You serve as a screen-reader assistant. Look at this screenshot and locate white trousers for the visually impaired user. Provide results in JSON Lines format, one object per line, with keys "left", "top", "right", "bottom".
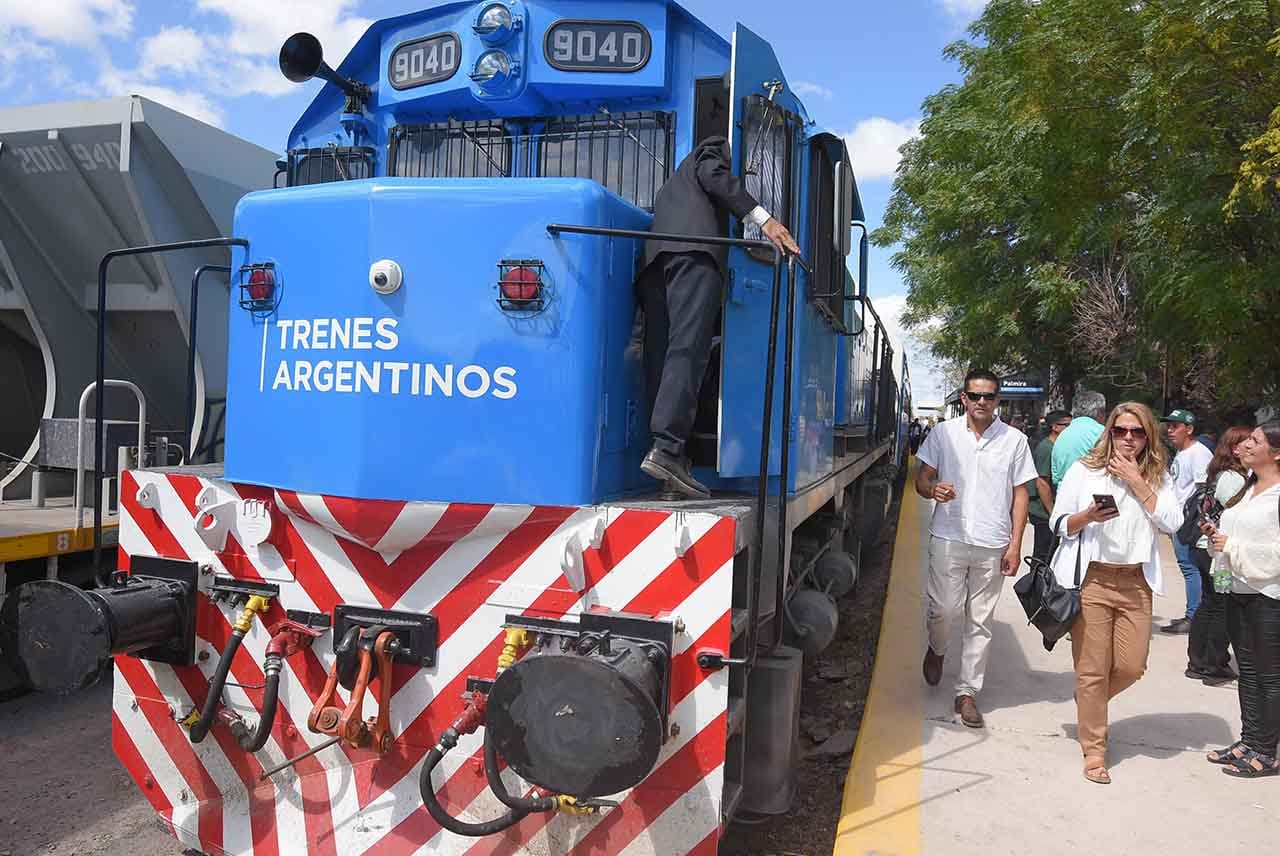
{"left": 926, "top": 536, "right": 1007, "bottom": 698}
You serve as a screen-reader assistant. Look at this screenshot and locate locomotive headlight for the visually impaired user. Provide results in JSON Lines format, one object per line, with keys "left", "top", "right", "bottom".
{"left": 470, "top": 49, "right": 513, "bottom": 87}
{"left": 474, "top": 3, "right": 514, "bottom": 44}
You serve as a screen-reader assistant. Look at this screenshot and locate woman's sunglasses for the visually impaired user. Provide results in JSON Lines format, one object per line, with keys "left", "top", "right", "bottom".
{"left": 1111, "top": 426, "right": 1147, "bottom": 439}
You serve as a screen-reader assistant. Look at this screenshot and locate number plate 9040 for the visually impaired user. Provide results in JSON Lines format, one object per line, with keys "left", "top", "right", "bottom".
{"left": 544, "top": 20, "right": 651, "bottom": 72}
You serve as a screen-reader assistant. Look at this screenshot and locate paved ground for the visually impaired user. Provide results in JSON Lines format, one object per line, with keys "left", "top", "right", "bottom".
{"left": 836, "top": 465, "right": 1278, "bottom": 856}
{"left": 0, "top": 680, "right": 182, "bottom": 856}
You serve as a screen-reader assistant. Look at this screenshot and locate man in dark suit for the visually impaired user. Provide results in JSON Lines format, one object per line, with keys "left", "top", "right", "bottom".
{"left": 638, "top": 135, "right": 800, "bottom": 497}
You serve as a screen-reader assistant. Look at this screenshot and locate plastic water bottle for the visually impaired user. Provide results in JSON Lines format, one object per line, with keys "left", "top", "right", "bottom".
{"left": 1212, "top": 561, "right": 1233, "bottom": 594}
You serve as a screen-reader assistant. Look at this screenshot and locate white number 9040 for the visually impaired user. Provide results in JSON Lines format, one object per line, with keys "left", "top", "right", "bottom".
{"left": 546, "top": 21, "right": 650, "bottom": 72}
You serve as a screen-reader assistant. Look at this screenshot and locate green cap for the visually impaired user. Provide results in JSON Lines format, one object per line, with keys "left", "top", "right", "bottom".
{"left": 1160, "top": 409, "right": 1195, "bottom": 425}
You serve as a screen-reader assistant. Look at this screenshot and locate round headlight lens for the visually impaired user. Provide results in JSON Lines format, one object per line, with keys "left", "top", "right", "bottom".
{"left": 476, "top": 4, "right": 513, "bottom": 42}
{"left": 471, "top": 49, "right": 512, "bottom": 86}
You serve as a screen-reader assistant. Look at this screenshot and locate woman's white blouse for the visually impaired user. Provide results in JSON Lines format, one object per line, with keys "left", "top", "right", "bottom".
{"left": 1094, "top": 476, "right": 1156, "bottom": 565}
{"left": 1049, "top": 461, "right": 1183, "bottom": 594}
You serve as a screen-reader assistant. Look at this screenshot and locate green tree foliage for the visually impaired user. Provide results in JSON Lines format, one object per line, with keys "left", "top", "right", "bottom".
{"left": 876, "top": 0, "right": 1280, "bottom": 414}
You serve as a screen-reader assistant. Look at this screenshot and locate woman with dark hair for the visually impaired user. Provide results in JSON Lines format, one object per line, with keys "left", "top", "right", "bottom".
{"left": 1050, "top": 402, "right": 1182, "bottom": 784}
{"left": 1187, "top": 426, "right": 1253, "bottom": 685}
{"left": 1203, "top": 422, "right": 1280, "bottom": 778}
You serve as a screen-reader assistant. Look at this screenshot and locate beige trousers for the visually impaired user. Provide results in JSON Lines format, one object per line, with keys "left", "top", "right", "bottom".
{"left": 1071, "top": 561, "right": 1153, "bottom": 763}
{"left": 925, "top": 536, "right": 1006, "bottom": 698}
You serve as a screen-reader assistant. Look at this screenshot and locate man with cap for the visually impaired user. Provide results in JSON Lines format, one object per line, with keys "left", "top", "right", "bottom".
{"left": 637, "top": 136, "right": 800, "bottom": 497}
{"left": 1160, "top": 408, "right": 1213, "bottom": 634}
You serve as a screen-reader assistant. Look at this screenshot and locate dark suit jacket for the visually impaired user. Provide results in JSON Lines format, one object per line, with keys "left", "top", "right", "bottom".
{"left": 642, "top": 136, "right": 760, "bottom": 274}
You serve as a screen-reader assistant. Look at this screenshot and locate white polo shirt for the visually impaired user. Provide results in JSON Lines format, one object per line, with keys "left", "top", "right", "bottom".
{"left": 917, "top": 416, "right": 1039, "bottom": 549}
{"left": 1171, "top": 442, "right": 1212, "bottom": 505}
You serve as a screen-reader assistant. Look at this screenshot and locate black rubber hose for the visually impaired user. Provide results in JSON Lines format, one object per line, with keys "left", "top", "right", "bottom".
{"left": 484, "top": 730, "right": 558, "bottom": 813}
{"left": 419, "top": 727, "right": 530, "bottom": 836}
{"left": 235, "top": 653, "right": 282, "bottom": 752}
{"left": 189, "top": 628, "right": 245, "bottom": 743}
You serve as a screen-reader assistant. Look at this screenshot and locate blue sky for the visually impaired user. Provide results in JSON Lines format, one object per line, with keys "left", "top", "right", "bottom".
{"left": 0, "top": 0, "right": 984, "bottom": 404}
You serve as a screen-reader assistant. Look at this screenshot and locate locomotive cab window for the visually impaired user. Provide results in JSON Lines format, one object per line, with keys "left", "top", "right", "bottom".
{"left": 285, "top": 145, "right": 375, "bottom": 186}
{"left": 388, "top": 120, "right": 512, "bottom": 177}
{"left": 739, "top": 95, "right": 794, "bottom": 261}
{"left": 535, "top": 110, "right": 674, "bottom": 211}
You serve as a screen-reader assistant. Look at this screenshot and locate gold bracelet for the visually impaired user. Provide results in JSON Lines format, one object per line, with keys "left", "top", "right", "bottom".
{"left": 1141, "top": 491, "right": 1155, "bottom": 504}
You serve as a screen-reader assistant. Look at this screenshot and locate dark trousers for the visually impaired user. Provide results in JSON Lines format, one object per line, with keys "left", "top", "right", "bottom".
{"left": 639, "top": 252, "right": 722, "bottom": 458}
{"left": 1187, "top": 547, "right": 1233, "bottom": 676}
{"left": 1031, "top": 518, "right": 1055, "bottom": 568}
{"left": 1227, "top": 593, "right": 1280, "bottom": 756}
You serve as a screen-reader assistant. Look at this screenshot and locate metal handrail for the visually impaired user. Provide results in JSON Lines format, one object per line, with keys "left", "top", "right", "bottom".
{"left": 546, "top": 223, "right": 806, "bottom": 669}
{"left": 187, "top": 264, "right": 231, "bottom": 457}
{"left": 75, "top": 380, "right": 146, "bottom": 530}
{"left": 94, "top": 237, "right": 249, "bottom": 578}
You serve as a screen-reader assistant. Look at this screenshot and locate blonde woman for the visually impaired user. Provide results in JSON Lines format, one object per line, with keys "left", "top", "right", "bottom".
{"left": 1050, "top": 403, "right": 1183, "bottom": 784}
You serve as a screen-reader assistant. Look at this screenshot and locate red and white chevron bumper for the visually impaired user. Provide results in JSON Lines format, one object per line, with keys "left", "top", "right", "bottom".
{"left": 113, "top": 468, "right": 735, "bottom": 856}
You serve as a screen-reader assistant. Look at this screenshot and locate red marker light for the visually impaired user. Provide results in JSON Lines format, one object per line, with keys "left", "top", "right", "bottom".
{"left": 248, "top": 268, "right": 275, "bottom": 301}
{"left": 499, "top": 266, "right": 539, "bottom": 302}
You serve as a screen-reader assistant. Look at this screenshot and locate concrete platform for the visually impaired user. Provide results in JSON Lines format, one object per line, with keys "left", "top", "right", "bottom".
{"left": 835, "top": 461, "right": 1277, "bottom": 856}
{"left": 0, "top": 495, "right": 117, "bottom": 571}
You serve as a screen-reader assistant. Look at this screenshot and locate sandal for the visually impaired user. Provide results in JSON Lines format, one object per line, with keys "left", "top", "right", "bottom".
{"left": 1207, "top": 741, "right": 1247, "bottom": 765}
{"left": 1083, "top": 765, "right": 1111, "bottom": 785}
{"left": 1222, "top": 749, "right": 1279, "bottom": 779}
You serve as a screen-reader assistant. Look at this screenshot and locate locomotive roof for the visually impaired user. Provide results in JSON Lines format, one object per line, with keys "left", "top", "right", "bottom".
{"left": 289, "top": 0, "right": 729, "bottom": 141}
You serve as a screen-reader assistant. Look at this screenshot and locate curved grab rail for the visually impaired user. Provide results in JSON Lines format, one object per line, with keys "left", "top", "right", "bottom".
{"left": 75, "top": 380, "right": 146, "bottom": 530}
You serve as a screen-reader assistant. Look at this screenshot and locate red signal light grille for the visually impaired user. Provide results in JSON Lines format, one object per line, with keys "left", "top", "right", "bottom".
{"left": 238, "top": 263, "right": 280, "bottom": 314}
{"left": 496, "top": 260, "right": 548, "bottom": 313}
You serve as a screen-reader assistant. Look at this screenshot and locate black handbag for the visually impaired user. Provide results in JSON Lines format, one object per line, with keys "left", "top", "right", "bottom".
{"left": 1014, "top": 515, "right": 1083, "bottom": 652}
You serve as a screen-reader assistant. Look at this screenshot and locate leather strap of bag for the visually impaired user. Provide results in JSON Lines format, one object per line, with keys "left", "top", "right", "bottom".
{"left": 1051, "top": 513, "right": 1084, "bottom": 588}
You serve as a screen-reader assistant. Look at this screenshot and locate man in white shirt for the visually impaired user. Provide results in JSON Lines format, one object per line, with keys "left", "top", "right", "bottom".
{"left": 1159, "top": 409, "right": 1214, "bottom": 634}
{"left": 914, "top": 369, "right": 1039, "bottom": 727}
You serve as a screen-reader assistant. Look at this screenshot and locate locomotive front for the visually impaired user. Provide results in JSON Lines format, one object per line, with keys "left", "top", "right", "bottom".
{"left": 4, "top": 2, "right": 753, "bottom": 854}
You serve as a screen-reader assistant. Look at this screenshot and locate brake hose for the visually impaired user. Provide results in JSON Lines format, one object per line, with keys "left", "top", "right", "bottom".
{"left": 484, "top": 730, "right": 559, "bottom": 813}
{"left": 188, "top": 627, "right": 244, "bottom": 743}
{"left": 188, "top": 596, "right": 271, "bottom": 744}
{"left": 419, "top": 725, "right": 530, "bottom": 836}
{"left": 228, "top": 652, "right": 282, "bottom": 751}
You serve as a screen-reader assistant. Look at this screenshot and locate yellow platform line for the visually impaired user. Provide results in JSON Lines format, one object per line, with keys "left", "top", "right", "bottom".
{"left": 834, "top": 462, "right": 928, "bottom": 856}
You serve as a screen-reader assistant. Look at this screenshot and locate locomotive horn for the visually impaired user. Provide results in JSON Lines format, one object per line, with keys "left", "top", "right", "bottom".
{"left": 279, "top": 32, "right": 364, "bottom": 98}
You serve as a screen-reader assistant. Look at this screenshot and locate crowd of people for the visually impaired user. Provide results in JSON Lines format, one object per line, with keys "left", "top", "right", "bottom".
{"left": 912, "top": 370, "right": 1280, "bottom": 784}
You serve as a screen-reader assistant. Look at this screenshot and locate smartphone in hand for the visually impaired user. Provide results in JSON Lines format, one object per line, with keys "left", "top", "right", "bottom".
{"left": 1092, "top": 494, "right": 1118, "bottom": 512}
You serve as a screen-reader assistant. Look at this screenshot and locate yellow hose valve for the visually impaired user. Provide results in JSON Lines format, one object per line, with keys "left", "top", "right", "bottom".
{"left": 496, "top": 627, "right": 529, "bottom": 672}
{"left": 233, "top": 594, "right": 273, "bottom": 633}
{"left": 179, "top": 709, "right": 200, "bottom": 730}
{"left": 554, "top": 795, "right": 597, "bottom": 816}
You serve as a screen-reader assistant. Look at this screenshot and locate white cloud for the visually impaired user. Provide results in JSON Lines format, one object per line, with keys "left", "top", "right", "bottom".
{"left": 939, "top": 0, "right": 988, "bottom": 16}
{"left": 0, "top": 1, "right": 133, "bottom": 47}
{"left": 792, "top": 80, "right": 833, "bottom": 100}
{"left": 98, "top": 65, "right": 224, "bottom": 126}
{"left": 196, "top": 0, "right": 372, "bottom": 62}
{"left": 140, "top": 27, "right": 205, "bottom": 78}
{"left": 842, "top": 117, "right": 920, "bottom": 181}
{"left": 873, "top": 293, "right": 948, "bottom": 405}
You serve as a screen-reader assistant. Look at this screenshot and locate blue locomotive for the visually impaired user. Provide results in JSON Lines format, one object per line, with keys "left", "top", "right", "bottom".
{"left": 6, "top": 2, "right": 912, "bottom": 853}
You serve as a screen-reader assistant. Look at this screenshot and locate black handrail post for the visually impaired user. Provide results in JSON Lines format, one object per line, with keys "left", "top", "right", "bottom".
{"left": 94, "top": 237, "right": 249, "bottom": 582}
{"left": 748, "top": 249, "right": 783, "bottom": 669}
{"left": 187, "top": 264, "right": 231, "bottom": 456}
{"left": 771, "top": 256, "right": 798, "bottom": 650}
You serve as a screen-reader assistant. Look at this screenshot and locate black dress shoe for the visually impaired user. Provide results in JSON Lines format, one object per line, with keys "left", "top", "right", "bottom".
{"left": 1202, "top": 671, "right": 1238, "bottom": 687}
{"left": 1160, "top": 618, "right": 1192, "bottom": 634}
{"left": 641, "top": 448, "right": 710, "bottom": 498}
{"left": 922, "top": 648, "right": 944, "bottom": 686}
